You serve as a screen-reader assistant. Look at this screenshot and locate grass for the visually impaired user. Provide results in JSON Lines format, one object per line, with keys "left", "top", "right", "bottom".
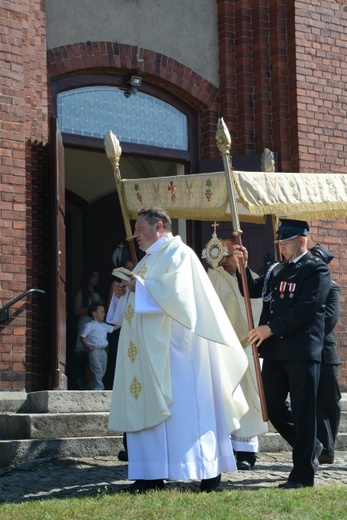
{"left": 1, "top": 486, "right": 347, "bottom": 520}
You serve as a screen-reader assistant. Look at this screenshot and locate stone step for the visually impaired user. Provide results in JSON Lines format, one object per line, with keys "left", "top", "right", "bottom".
{"left": 260, "top": 432, "right": 347, "bottom": 452}
{"left": 0, "top": 436, "right": 123, "bottom": 467}
{"left": 24, "top": 390, "right": 113, "bottom": 413}
{"left": 267, "top": 413, "right": 347, "bottom": 433}
{"left": 2, "top": 410, "right": 347, "bottom": 441}
{"left": 1, "top": 391, "right": 347, "bottom": 467}
{"left": 1, "top": 431, "right": 347, "bottom": 468}
{"left": 1, "top": 390, "right": 347, "bottom": 414}
{"left": 0, "top": 392, "right": 27, "bottom": 413}
{"left": 0, "top": 412, "right": 120, "bottom": 440}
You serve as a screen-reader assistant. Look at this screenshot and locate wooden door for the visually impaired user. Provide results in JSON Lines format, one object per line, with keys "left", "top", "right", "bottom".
{"left": 50, "top": 118, "right": 67, "bottom": 389}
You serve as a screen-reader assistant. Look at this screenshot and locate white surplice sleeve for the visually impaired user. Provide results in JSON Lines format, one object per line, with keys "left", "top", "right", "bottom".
{"left": 106, "top": 290, "right": 129, "bottom": 325}
{"left": 135, "top": 277, "right": 163, "bottom": 314}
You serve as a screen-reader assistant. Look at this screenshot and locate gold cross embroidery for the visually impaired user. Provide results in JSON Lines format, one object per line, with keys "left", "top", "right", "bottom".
{"left": 185, "top": 180, "right": 193, "bottom": 199}
{"left": 125, "top": 303, "right": 134, "bottom": 325}
{"left": 168, "top": 181, "right": 178, "bottom": 202}
{"left": 137, "top": 264, "right": 148, "bottom": 278}
{"left": 128, "top": 342, "right": 138, "bottom": 363}
{"left": 130, "top": 377, "right": 142, "bottom": 399}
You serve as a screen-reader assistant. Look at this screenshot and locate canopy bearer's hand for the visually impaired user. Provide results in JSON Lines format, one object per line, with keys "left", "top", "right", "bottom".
{"left": 248, "top": 325, "right": 272, "bottom": 347}
{"left": 232, "top": 244, "right": 249, "bottom": 270}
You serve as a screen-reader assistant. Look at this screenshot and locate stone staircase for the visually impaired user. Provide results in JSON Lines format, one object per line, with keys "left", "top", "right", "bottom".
{"left": 0, "top": 391, "right": 346, "bottom": 467}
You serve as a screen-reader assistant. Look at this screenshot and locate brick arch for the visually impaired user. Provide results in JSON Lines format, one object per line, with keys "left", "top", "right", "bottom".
{"left": 47, "top": 42, "right": 220, "bottom": 157}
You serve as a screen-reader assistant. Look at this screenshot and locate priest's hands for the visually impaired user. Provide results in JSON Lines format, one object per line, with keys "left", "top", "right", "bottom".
{"left": 122, "top": 275, "right": 137, "bottom": 293}
{"left": 113, "top": 282, "right": 127, "bottom": 298}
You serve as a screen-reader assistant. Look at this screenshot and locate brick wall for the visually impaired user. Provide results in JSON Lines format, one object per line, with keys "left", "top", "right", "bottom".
{"left": 216, "top": 1, "right": 347, "bottom": 388}
{"left": 217, "top": 0, "right": 295, "bottom": 168}
{"left": 2, "top": 1, "right": 346, "bottom": 391}
{"left": 293, "top": 1, "right": 347, "bottom": 388}
{"left": 0, "top": 0, "right": 48, "bottom": 390}
{"left": 294, "top": 1, "right": 347, "bottom": 174}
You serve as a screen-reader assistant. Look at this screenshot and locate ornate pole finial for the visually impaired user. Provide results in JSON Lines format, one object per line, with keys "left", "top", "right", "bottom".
{"left": 104, "top": 130, "right": 122, "bottom": 182}
{"left": 104, "top": 130, "right": 137, "bottom": 265}
{"left": 261, "top": 148, "right": 275, "bottom": 172}
{"left": 216, "top": 117, "right": 232, "bottom": 157}
{"left": 216, "top": 118, "right": 241, "bottom": 235}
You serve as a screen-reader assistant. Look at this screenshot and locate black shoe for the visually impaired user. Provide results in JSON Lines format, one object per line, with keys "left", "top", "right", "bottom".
{"left": 319, "top": 453, "right": 334, "bottom": 464}
{"left": 278, "top": 480, "right": 306, "bottom": 489}
{"left": 118, "top": 450, "right": 128, "bottom": 462}
{"left": 237, "top": 460, "right": 254, "bottom": 471}
{"left": 200, "top": 474, "right": 221, "bottom": 492}
{"left": 123, "top": 479, "right": 165, "bottom": 494}
{"left": 313, "top": 442, "right": 323, "bottom": 474}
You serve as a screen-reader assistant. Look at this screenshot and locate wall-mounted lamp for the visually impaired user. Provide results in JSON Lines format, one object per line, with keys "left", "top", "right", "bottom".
{"left": 129, "top": 75, "right": 142, "bottom": 87}
{"left": 123, "top": 75, "right": 142, "bottom": 98}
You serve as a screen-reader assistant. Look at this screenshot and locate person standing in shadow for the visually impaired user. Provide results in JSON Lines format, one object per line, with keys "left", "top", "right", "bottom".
{"left": 310, "top": 244, "right": 341, "bottom": 465}
{"left": 73, "top": 268, "right": 103, "bottom": 390}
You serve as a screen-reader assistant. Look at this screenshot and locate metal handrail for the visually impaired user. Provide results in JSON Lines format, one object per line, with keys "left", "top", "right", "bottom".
{"left": 0, "top": 289, "right": 46, "bottom": 323}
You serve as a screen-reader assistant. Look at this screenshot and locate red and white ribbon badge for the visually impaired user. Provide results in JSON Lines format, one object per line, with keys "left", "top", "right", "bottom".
{"left": 279, "top": 281, "right": 287, "bottom": 298}
{"left": 288, "top": 283, "right": 296, "bottom": 298}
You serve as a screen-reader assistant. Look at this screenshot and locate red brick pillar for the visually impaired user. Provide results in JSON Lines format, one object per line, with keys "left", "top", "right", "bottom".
{"left": 0, "top": 1, "right": 48, "bottom": 390}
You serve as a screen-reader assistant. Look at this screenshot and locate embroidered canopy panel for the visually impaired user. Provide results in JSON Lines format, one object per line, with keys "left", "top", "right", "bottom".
{"left": 120, "top": 170, "right": 347, "bottom": 223}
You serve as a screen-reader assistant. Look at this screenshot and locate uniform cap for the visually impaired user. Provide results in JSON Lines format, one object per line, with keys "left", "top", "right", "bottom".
{"left": 275, "top": 219, "right": 309, "bottom": 243}
{"left": 310, "top": 243, "right": 334, "bottom": 265}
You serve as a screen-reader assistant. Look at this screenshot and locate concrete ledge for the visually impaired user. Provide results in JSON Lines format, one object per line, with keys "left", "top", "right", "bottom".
{"left": 0, "top": 436, "right": 123, "bottom": 467}
{"left": 0, "top": 412, "right": 121, "bottom": 440}
{"left": 258, "top": 432, "right": 291, "bottom": 452}
{"left": 1, "top": 391, "right": 347, "bottom": 413}
{"left": 0, "top": 392, "right": 27, "bottom": 413}
{"left": 25, "top": 391, "right": 112, "bottom": 413}
{"left": 2, "top": 431, "right": 347, "bottom": 467}
{"left": 259, "top": 431, "right": 347, "bottom": 453}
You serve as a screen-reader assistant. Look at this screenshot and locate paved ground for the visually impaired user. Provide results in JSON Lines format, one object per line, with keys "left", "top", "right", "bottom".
{"left": 1, "top": 451, "right": 347, "bottom": 503}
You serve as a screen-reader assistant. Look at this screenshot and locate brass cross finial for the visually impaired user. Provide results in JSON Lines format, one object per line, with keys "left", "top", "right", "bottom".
{"left": 212, "top": 221, "right": 219, "bottom": 236}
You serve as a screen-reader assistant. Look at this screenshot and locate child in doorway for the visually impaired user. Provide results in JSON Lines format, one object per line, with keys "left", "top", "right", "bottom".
{"left": 79, "top": 302, "right": 117, "bottom": 390}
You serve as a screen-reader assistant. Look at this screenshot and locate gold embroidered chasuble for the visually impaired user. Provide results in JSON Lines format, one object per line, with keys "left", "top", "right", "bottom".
{"left": 108, "top": 235, "right": 249, "bottom": 433}
{"left": 208, "top": 267, "right": 268, "bottom": 438}
{"left": 208, "top": 267, "right": 262, "bottom": 348}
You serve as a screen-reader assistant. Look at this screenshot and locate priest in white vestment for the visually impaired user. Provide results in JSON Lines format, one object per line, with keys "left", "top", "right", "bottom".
{"left": 207, "top": 238, "right": 268, "bottom": 471}
{"left": 108, "top": 207, "right": 250, "bottom": 493}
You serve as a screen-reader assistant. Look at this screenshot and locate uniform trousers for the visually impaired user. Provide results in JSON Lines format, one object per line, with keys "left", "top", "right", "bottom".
{"left": 262, "top": 358, "right": 321, "bottom": 486}
{"left": 317, "top": 363, "right": 341, "bottom": 457}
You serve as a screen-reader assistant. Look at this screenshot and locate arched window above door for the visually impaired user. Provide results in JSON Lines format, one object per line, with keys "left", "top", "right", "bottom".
{"left": 57, "top": 86, "right": 188, "bottom": 150}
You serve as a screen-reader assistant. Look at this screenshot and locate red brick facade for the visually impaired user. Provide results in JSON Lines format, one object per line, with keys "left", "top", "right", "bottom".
{"left": 0, "top": 1, "right": 49, "bottom": 390}
{"left": 1, "top": 1, "right": 347, "bottom": 391}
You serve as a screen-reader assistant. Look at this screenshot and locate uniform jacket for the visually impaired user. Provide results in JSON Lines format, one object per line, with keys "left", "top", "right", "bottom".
{"left": 322, "top": 280, "right": 341, "bottom": 364}
{"left": 237, "top": 252, "right": 331, "bottom": 362}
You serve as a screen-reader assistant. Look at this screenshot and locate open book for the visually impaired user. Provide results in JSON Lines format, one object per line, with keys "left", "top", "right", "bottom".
{"left": 111, "top": 267, "right": 134, "bottom": 282}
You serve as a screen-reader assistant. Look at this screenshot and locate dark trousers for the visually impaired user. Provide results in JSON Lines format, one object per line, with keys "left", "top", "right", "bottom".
{"left": 262, "top": 358, "right": 321, "bottom": 486}
{"left": 317, "top": 363, "right": 341, "bottom": 457}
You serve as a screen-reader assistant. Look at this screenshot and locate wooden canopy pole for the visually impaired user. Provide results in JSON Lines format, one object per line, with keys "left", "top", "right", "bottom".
{"left": 216, "top": 118, "right": 268, "bottom": 421}
{"left": 104, "top": 131, "right": 137, "bottom": 266}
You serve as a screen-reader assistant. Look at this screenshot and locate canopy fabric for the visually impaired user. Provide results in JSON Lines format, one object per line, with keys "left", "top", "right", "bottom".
{"left": 120, "top": 170, "right": 347, "bottom": 223}
{"left": 122, "top": 171, "right": 235, "bottom": 221}
{"left": 234, "top": 170, "right": 347, "bottom": 221}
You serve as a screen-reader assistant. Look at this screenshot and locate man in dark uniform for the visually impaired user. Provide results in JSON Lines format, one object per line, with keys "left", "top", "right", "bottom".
{"left": 233, "top": 219, "right": 331, "bottom": 488}
{"left": 310, "top": 244, "right": 341, "bottom": 465}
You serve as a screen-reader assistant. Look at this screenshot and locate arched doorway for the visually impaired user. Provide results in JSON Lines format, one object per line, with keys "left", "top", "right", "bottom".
{"left": 51, "top": 74, "right": 199, "bottom": 389}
